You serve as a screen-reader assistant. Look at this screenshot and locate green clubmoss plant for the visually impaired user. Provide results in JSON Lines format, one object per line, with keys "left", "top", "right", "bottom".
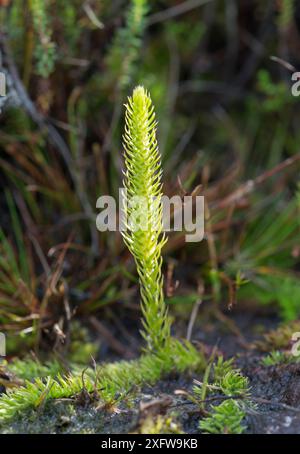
{"left": 0, "top": 341, "right": 202, "bottom": 423}
{"left": 30, "top": 0, "right": 56, "bottom": 77}
{"left": 261, "top": 350, "right": 300, "bottom": 367}
{"left": 122, "top": 86, "right": 172, "bottom": 352}
{"left": 0, "top": 87, "right": 205, "bottom": 425}
{"left": 107, "top": 0, "right": 149, "bottom": 91}
{"left": 199, "top": 399, "right": 246, "bottom": 435}
{"left": 193, "top": 356, "right": 252, "bottom": 434}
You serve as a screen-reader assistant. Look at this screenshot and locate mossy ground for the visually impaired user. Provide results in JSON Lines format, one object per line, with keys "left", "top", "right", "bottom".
{"left": 1, "top": 305, "right": 300, "bottom": 434}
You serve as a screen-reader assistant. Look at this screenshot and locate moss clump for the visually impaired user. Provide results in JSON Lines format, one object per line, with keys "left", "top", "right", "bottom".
{"left": 0, "top": 339, "right": 204, "bottom": 424}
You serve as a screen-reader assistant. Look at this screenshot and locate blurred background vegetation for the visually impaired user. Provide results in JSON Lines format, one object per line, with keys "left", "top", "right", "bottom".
{"left": 0, "top": 0, "right": 300, "bottom": 361}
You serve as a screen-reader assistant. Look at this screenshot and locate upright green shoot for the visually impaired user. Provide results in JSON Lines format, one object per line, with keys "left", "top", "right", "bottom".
{"left": 30, "top": 0, "right": 56, "bottom": 78}
{"left": 107, "top": 0, "right": 149, "bottom": 91}
{"left": 122, "top": 86, "right": 171, "bottom": 352}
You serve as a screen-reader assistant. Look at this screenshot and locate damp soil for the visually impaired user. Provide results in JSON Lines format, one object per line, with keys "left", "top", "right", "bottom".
{"left": 1, "top": 306, "right": 300, "bottom": 434}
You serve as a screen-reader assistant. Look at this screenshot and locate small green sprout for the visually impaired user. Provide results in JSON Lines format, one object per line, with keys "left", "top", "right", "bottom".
{"left": 219, "top": 370, "right": 249, "bottom": 397}
{"left": 261, "top": 350, "right": 300, "bottom": 367}
{"left": 213, "top": 356, "right": 235, "bottom": 383}
{"left": 193, "top": 356, "right": 252, "bottom": 434}
{"left": 199, "top": 399, "right": 246, "bottom": 434}
{"left": 262, "top": 350, "right": 287, "bottom": 366}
